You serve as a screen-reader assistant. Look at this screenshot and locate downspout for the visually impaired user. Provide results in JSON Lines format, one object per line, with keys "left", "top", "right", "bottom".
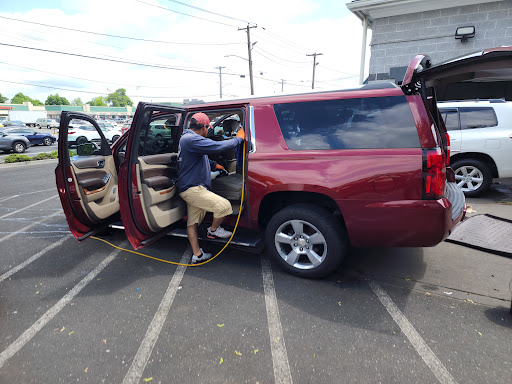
{"left": 359, "top": 14, "right": 368, "bottom": 85}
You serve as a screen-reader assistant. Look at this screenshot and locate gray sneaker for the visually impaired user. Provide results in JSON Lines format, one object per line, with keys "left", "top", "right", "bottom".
{"left": 207, "top": 226, "right": 233, "bottom": 239}
{"left": 192, "top": 249, "right": 213, "bottom": 264}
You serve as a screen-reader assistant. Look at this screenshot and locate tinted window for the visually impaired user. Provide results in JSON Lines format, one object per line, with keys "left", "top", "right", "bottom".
{"left": 274, "top": 96, "right": 420, "bottom": 150}
{"left": 459, "top": 107, "right": 497, "bottom": 130}
{"left": 440, "top": 110, "right": 459, "bottom": 131}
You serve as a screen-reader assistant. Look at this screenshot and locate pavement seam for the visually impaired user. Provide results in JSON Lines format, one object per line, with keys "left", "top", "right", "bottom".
{"left": 369, "top": 281, "right": 457, "bottom": 384}
{"left": 0, "top": 212, "right": 61, "bottom": 244}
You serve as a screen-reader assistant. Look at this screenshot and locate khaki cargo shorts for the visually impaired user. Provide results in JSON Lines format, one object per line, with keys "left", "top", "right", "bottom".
{"left": 180, "top": 185, "right": 232, "bottom": 226}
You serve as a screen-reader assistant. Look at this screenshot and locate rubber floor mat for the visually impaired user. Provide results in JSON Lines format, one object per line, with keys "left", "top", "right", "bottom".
{"left": 446, "top": 214, "right": 512, "bottom": 256}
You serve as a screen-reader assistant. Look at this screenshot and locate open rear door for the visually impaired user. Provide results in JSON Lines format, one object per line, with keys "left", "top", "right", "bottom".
{"left": 118, "top": 102, "right": 188, "bottom": 249}
{"left": 55, "top": 112, "right": 120, "bottom": 240}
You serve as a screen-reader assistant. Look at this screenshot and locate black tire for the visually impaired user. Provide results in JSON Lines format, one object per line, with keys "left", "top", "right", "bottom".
{"left": 111, "top": 135, "right": 120, "bottom": 143}
{"left": 451, "top": 158, "right": 492, "bottom": 197}
{"left": 76, "top": 136, "right": 87, "bottom": 146}
{"left": 43, "top": 137, "right": 53, "bottom": 146}
{"left": 265, "top": 204, "right": 347, "bottom": 278}
{"left": 12, "top": 141, "right": 26, "bottom": 154}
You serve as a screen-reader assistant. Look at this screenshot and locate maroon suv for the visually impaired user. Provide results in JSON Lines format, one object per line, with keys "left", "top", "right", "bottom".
{"left": 56, "top": 48, "right": 511, "bottom": 278}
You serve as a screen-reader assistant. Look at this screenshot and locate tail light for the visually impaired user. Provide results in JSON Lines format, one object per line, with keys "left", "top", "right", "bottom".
{"left": 423, "top": 148, "right": 446, "bottom": 200}
{"left": 445, "top": 133, "right": 450, "bottom": 166}
{"left": 68, "top": 131, "right": 75, "bottom": 134}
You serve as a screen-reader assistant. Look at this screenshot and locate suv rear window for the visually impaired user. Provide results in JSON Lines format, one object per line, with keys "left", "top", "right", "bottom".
{"left": 273, "top": 96, "right": 420, "bottom": 150}
{"left": 459, "top": 107, "right": 497, "bottom": 130}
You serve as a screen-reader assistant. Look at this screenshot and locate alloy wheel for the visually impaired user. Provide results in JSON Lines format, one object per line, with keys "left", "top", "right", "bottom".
{"left": 274, "top": 219, "right": 327, "bottom": 270}
{"left": 454, "top": 165, "right": 484, "bottom": 192}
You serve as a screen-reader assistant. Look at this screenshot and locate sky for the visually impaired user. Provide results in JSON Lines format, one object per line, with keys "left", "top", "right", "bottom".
{"left": 0, "top": 0, "right": 371, "bottom": 106}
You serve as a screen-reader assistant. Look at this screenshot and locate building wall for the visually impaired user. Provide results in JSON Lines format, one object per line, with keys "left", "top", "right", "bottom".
{"left": 369, "top": 0, "right": 512, "bottom": 83}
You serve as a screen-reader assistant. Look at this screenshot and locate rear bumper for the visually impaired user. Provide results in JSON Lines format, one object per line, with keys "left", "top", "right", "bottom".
{"left": 340, "top": 184, "right": 466, "bottom": 247}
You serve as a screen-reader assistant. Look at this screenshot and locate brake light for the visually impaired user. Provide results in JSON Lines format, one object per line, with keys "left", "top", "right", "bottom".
{"left": 445, "top": 133, "right": 450, "bottom": 166}
{"left": 423, "top": 148, "right": 446, "bottom": 200}
{"left": 68, "top": 131, "right": 75, "bottom": 134}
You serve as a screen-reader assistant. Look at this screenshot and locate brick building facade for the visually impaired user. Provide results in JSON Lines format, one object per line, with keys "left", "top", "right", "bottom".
{"left": 348, "top": 0, "right": 512, "bottom": 99}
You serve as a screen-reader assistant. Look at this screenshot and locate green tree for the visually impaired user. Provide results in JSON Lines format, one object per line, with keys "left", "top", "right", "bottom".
{"left": 87, "top": 96, "right": 108, "bottom": 106}
{"left": 0, "top": 93, "right": 8, "bottom": 103}
{"left": 71, "top": 97, "right": 83, "bottom": 106}
{"left": 11, "top": 92, "right": 32, "bottom": 104}
{"left": 106, "top": 88, "right": 133, "bottom": 107}
{"left": 32, "top": 99, "right": 44, "bottom": 106}
{"left": 45, "top": 93, "right": 70, "bottom": 105}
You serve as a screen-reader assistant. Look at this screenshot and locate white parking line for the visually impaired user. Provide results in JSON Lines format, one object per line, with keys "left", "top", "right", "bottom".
{"left": 261, "top": 258, "right": 293, "bottom": 384}
{"left": 0, "top": 244, "right": 124, "bottom": 370}
{"left": 0, "top": 195, "right": 56, "bottom": 220}
{"left": 0, "top": 189, "right": 55, "bottom": 203}
{"left": 122, "top": 248, "right": 192, "bottom": 384}
{"left": 0, "top": 234, "right": 72, "bottom": 284}
{"left": 0, "top": 212, "right": 61, "bottom": 243}
{"left": 369, "top": 281, "right": 457, "bottom": 384}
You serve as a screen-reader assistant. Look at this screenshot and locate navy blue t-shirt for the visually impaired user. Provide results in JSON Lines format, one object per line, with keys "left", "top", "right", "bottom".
{"left": 177, "top": 129, "right": 243, "bottom": 193}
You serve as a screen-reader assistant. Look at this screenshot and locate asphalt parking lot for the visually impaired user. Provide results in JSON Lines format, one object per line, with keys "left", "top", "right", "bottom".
{"left": 0, "top": 160, "right": 511, "bottom": 383}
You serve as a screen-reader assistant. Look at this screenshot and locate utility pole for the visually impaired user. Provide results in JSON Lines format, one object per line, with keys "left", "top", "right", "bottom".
{"left": 281, "top": 79, "right": 285, "bottom": 92}
{"left": 307, "top": 53, "right": 323, "bottom": 89}
{"left": 239, "top": 24, "right": 257, "bottom": 95}
{"left": 216, "top": 66, "right": 225, "bottom": 98}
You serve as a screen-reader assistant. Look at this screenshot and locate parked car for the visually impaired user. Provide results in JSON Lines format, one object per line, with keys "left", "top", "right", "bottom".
{"left": 68, "top": 123, "right": 122, "bottom": 146}
{"left": 0, "top": 131, "right": 31, "bottom": 153}
{"left": 3, "top": 127, "right": 56, "bottom": 146}
{"left": 35, "top": 118, "right": 59, "bottom": 129}
{"left": 120, "top": 123, "right": 131, "bottom": 135}
{"left": 56, "top": 48, "right": 512, "bottom": 278}
{"left": 438, "top": 99, "right": 512, "bottom": 196}
{"left": 3, "top": 120, "right": 26, "bottom": 127}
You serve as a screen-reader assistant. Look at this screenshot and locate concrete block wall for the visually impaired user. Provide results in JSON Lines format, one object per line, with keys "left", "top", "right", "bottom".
{"left": 369, "top": 0, "right": 512, "bottom": 82}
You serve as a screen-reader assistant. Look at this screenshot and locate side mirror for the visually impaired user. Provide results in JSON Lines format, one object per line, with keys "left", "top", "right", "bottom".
{"left": 76, "top": 143, "right": 97, "bottom": 156}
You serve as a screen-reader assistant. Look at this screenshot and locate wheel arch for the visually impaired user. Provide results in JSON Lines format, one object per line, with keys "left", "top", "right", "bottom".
{"left": 451, "top": 152, "right": 499, "bottom": 178}
{"left": 258, "top": 191, "right": 345, "bottom": 231}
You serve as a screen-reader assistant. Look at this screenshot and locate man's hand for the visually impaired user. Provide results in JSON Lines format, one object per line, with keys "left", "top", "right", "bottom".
{"left": 236, "top": 127, "right": 245, "bottom": 141}
{"left": 215, "top": 164, "right": 225, "bottom": 171}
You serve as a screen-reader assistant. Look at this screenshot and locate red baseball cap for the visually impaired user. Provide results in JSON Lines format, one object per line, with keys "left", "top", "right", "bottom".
{"left": 191, "top": 112, "right": 212, "bottom": 129}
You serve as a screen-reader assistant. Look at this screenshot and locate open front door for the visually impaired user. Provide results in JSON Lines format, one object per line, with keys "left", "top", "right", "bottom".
{"left": 118, "top": 102, "right": 188, "bottom": 249}
{"left": 55, "top": 112, "right": 120, "bottom": 240}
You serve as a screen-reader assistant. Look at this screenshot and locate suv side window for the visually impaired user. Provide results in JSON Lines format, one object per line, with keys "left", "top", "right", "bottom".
{"left": 459, "top": 107, "right": 497, "bottom": 130}
{"left": 440, "top": 110, "right": 459, "bottom": 131}
{"left": 273, "top": 96, "right": 420, "bottom": 150}
{"left": 138, "top": 114, "right": 179, "bottom": 156}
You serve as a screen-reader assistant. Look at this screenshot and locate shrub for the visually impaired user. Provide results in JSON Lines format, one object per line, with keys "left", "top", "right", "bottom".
{"left": 50, "top": 150, "right": 59, "bottom": 159}
{"left": 4, "top": 154, "right": 33, "bottom": 163}
{"left": 32, "top": 152, "right": 53, "bottom": 160}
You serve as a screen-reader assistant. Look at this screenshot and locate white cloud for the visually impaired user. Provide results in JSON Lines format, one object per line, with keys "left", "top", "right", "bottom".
{"left": 0, "top": 0, "right": 369, "bottom": 106}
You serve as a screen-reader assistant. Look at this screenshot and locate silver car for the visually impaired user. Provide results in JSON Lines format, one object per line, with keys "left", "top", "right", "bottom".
{"left": 0, "top": 131, "right": 32, "bottom": 153}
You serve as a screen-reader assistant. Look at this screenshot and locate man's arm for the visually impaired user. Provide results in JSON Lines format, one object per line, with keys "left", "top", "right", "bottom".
{"left": 189, "top": 135, "right": 243, "bottom": 155}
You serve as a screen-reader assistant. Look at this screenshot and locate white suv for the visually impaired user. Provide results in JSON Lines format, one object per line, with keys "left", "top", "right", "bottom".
{"left": 439, "top": 100, "right": 512, "bottom": 196}
{"left": 36, "top": 118, "right": 59, "bottom": 129}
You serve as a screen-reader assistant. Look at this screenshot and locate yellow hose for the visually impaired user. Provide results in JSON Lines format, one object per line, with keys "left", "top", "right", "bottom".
{"left": 92, "top": 141, "right": 246, "bottom": 267}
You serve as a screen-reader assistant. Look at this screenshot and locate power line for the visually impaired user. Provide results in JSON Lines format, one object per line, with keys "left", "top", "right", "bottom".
{"left": 253, "top": 46, "right": 309, "bottom": 64}
{"left": 0, "top": 79, "right": 217, "bottom": 99}
{"left": 166, "top": 0, "right": 254, "bottom": 25}
{"left": 0, "top": 61, "right": 192, "bottom": 89}
{"left": 136, "top": 0, "right": 239, "bottom": 28}
{"left": 0, "top": 42, "right": 243, "bottom": 76}
{"left": 0, "top": 15, "right": 242, "bottom": 46}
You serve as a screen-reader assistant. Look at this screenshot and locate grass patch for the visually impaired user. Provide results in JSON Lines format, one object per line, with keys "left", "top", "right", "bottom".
{"left": 4, "top": 154, "right": 33, "bottom": 163}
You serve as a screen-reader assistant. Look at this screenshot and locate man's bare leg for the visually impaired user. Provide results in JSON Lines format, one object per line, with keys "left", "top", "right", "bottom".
{"left": 186, "top": 224, "right": 202, "bottom": 256}
{"left": 209, "top": 216, "right": 225, "bottom": 232}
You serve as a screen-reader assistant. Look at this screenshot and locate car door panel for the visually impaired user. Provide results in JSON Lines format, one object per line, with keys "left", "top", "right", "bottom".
{"left": 56, "top": 111, "right": 119, "bottom": 240}
{"left": 118, "top": 103, "right": 187, "bottom": 249}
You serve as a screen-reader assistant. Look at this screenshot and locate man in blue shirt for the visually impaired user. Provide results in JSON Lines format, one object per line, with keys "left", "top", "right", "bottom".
{"left": 178, "top": 112, "right": 245, "bottom": 263}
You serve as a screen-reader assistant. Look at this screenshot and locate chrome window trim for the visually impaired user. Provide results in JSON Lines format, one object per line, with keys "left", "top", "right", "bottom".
{"left": 249, "top": 105, "right": 256, "bottom": 153}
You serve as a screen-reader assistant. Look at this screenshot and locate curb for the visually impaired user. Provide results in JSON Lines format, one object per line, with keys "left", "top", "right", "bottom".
{"left": 0, "top": 158, "right": 58, "bottom": 168}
